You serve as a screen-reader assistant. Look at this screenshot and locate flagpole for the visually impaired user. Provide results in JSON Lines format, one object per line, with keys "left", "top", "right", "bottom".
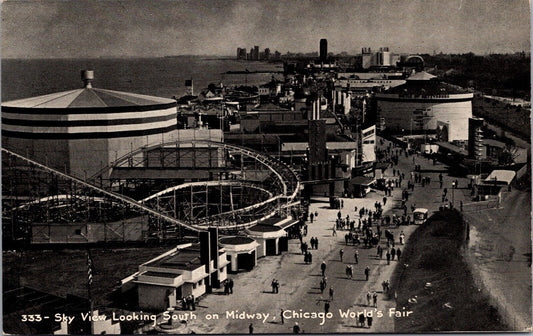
{"left": 87, "top": 249, "right": 94, "bottom": 334}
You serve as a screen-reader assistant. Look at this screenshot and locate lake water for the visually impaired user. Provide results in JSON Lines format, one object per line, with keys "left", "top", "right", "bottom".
{"left": 1, "top": 57, "right": 283, "bottom": 101}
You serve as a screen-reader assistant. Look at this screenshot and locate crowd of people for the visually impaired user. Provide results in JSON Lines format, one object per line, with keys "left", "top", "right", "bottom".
{"left": 247, "top": 138, "right": 454, "bottom": 334}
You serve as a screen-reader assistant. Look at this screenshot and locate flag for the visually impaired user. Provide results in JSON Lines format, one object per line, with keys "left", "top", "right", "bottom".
{"left": 87, "top": 251, "right": 94, "bottom": 286}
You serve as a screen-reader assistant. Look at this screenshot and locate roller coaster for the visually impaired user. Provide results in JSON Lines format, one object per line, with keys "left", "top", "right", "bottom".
{"left": 2, "top": 139, "right": 301, "bottom": 243}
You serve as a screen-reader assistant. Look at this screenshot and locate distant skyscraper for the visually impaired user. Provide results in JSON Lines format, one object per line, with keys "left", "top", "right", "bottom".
{"left": 253, "top": 46, "right": 260, "bottom": 60}
{"left": 237, "top": 47, "right": 247, "bottom": 60}
{"left": 320, "top": 39, "right": 328, "bottom": 62}
{"left": 264, "top": 48, "right": 270, "bottom": 60}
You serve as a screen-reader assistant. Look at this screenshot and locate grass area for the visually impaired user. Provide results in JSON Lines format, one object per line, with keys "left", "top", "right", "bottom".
{"left": 3, "top": 245, "right": 173, "bottom": 307}
{"left": 392, "top": 209, "right": 509, "bottom": 332}
{"left": 473, "top": 96, "right": 530, "bottom": 141}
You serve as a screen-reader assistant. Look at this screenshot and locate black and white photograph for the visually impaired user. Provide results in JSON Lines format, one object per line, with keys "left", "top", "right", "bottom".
{"left": 1, "top": 0, "right": 531, "bottom": 334}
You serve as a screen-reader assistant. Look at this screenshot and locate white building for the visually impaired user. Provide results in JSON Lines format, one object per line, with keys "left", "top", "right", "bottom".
{"left": 376, "top": 72, "right": 473, "bottom": 141}
{"left": 132, "top": 243, "right": 229, "bottom": 311}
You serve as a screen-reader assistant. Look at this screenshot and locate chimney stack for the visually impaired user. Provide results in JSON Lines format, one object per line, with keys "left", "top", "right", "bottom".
{"left": 81, "top": 70, "right": 94, "bottom": 88}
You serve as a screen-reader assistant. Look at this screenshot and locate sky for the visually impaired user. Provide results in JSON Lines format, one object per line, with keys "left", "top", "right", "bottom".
{"left": 1, "top": 0, "right": 531, "bottom": 58}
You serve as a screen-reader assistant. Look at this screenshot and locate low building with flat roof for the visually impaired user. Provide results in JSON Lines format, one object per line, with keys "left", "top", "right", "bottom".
{"left": 133, "top": 243, "right": 229, "bottom": 311}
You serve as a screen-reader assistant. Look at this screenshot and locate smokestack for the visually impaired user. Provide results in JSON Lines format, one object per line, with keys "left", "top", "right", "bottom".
{"left": 81, "top": 70, "right": 94, "bottom": 88}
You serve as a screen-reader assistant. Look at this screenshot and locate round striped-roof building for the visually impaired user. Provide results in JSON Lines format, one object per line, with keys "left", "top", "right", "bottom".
{"left": 2, "top": 70, "right": 178, "bottom": 177}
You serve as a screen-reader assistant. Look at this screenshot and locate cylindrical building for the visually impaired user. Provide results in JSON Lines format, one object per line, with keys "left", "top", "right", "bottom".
{"left": 376, "top": 72, "right": 473, "bottom": 141}
{"left": 2, "top": 70, "right": 178, "bottom": 177}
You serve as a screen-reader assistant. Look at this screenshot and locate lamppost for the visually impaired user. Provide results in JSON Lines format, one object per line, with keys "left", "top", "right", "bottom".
{"left": 451, "top": 181, "right": 456, "bottom": 208}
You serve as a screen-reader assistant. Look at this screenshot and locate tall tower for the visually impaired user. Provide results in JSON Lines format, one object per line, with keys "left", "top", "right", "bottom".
{"left": 320, "top": 39, "right": 328, "bottom": 62}
{"left": 468, "top": 117, "right": 485, "bottom": 160}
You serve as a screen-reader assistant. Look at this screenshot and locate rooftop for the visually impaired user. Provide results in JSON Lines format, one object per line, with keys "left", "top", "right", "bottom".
{"left": 384, "top": 77, "right": 469, "bottom": 97}
{"left": 248, "top": 223, "right": 284, "bottom": 233}
{"left": 2, "top": 88, "right": 176, "bottom": 108}
{"left": 219, "top": 236, "right": 256, "bottom": 245}
{"left": 146, "top": 244, "right": 203, "bottom": 271}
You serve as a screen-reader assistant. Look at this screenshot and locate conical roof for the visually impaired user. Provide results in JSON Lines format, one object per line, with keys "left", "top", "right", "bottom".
{"left": 406, "top": 71, "right": 437, "bottom": 81}
{"left": 2, "top": 87, "right": 175, "bottom": 108}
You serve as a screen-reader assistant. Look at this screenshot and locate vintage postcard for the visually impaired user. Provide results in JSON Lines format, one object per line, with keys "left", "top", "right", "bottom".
{"left": 2, "top": 0, "right": 531, "bottom": 334}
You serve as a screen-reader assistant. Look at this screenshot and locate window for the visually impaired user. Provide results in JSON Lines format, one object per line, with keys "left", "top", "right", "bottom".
{"left": 220, "top": 267, "right": 225, "bottom": 273}
{"left": 193, "top": 283, "right": 197, "bottom": 289}
{"left": 199, "top": 279, "right": 203, "bottom": 286}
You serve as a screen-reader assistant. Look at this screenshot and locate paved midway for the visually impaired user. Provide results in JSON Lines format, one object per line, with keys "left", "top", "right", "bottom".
{"left": 152, "top": 137, "right": 472, "bottom": 334}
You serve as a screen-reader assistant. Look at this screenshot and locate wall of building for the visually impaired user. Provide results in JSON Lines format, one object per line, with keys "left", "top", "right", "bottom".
{"left": 182, "top": 279, "right": 206, "bottom": 298}
{"left": 31, "top": 216, "right": 149, "bottom": 244}
{"left": 377, "top": 95, "right": 473, "bottom": 140}
{"left": 362, "top": 126, "right": 376, "bottom": 163}
{"left": 138, "top": 284, "right": 175, "bottom": 311}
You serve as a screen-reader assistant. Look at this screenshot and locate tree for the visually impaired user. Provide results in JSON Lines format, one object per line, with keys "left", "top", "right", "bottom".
{"left": 498, "top": 145, "right": 519, "bottom": 166}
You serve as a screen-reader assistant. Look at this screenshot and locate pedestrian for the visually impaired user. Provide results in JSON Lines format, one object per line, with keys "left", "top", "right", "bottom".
{"left": 191, "top": 294, "right": 196, "bottom": 310}
{"left": 354, "top": 250, "right": 359, "bottom": 264}
{"left": 280, "top": 309, "right": 285, "bottom": 324}
{"left": 224, "top": 280, "right": 229, "bottom": 295}
{"left": 310, "top": 212, "right": 314, "bottom": 223}
{"left": 308, "top": 251, "right": 313, "bottom": 264}
{"left": 275, "top": 280, "right": 279, "bottom": 293}
{"left": 249, "top": 323, "right": 254, "bottom": 334}
{"left": 386, "top": 252, "right": 391, "bottom": 265}
{"left": 341, "top": 199, "right": 344, "bottom": 208}
{"left": 358, "top": 312, "right": 365, "bottom": 328}
{"left": 366, "top": 291, "right": 372, "bottom": 306}
{"left": 321, "top": 261, "right": 327, "bottom": 276}
{"left": 364, "top": 266, "right": 370, "bottom": 281}
{"left": 272, "top": 279, "right": 277, "bottom": 293}
{"left": 339, "top": 249, "right": 344, "bottom": 262}
{"left": 329, "top": 287, "right": 334, "bottom": 301}
{"left": 229, "top": 278, "right": 234, "bottom": 294}
{"left": 391, "top": 248, "right": 396, "bottom": 261}
{"left": 293, "top": 322, "right": 300, "bottom": 334}
{"left": 372, "top": 292, "right": 378, "bottom": 307}
{"left": 315, "top": 237, "right": 319, "bottom": 249}
{"left": 367, "top": 315, "right": 373, "bottom": 329}
{"left": 396, "top": 248, "right": 402, "bottom": 260}
{"left": 320, "top": 278, "right": 325, "bottom": 294}
{"left": 455, "top": 179, "right": 459, "bottom": 188}
{"left": 315, "top": 210, "right": 318, "bottom": 218}
{"left": 332, "top": 226, "right": 337, "bottom": 236}
{"left": 324, "top": 300, "right": 330, "bottom": 314}
{"left": 460, "top": 200, "right": 463, "bottom": 212}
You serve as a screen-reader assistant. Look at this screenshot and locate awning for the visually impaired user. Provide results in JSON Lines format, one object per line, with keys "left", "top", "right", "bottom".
{"left": 435, "top": 141, "right": 468, "bottom": 156}
{"left": 277, "top": 219, "right": 299, "bottom": 230}
{"left": 483, "top": 170, "right": 516, "bottom": 185}
{"left": 350, "top": 176, "right": 375, "bottom": 186}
